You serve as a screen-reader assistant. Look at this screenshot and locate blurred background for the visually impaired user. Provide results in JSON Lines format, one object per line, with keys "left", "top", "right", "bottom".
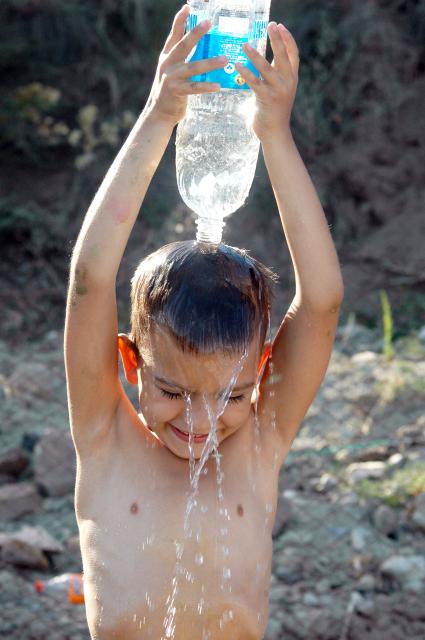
{"left": 0, "top": 1, "right": 424, "bottom": 639}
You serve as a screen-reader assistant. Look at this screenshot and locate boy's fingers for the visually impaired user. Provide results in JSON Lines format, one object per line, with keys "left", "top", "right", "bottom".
{"left": 234, "top": 61, "right": 265, "bottom": 93}
{"left": 180, "top": 55, "right": 228, "bottom": 79}
{"left": 163, "top": 4, "right": 190, "bottom": 55}
{"left": 277, "top": 24, "right": 300, "bottom": 77}
{"left": 241, "top": 43, "right": 281, "bottom": 89}
{"left": 168, "top": 18, "right": 212, "bottom": 64}
{"left": 267, "top": 22, "right": 293, "bottom": 79}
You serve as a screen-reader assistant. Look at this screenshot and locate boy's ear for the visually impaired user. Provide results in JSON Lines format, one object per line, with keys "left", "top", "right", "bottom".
{"left": 256, "top": 342, "right": 271, "bottom": 382}
{"left": 117, "top": 333, "right": 140, "bottom": 385}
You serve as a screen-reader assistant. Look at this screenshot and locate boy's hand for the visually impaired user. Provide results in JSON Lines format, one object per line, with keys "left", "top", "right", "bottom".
{"left": 146, "top": 4, "right": 228, "bottom": 127}
{"left": 235, "top": 22, "right": 299, "bottom": 142}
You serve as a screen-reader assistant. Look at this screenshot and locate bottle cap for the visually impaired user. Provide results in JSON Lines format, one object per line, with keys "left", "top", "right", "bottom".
{"left": 34, "top": 580, "right": 44, "bottom": 593}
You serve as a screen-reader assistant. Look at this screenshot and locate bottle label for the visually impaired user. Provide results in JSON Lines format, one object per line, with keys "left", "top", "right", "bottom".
{"left": 186, "top": 12, "right": 268, "bottom": 90}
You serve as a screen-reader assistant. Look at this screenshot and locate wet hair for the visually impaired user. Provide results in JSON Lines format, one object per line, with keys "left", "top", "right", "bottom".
{"left": 129, "top": 241, "right": 277, "bottom": 355}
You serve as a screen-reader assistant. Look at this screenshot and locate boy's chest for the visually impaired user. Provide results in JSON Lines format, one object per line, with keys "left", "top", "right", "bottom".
{"left": 75, "top": 410, "right": 281, "bottom": 638}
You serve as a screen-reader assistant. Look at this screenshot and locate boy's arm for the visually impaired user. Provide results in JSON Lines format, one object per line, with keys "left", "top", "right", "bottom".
{"left": 64, "top": 112, "right": 174, "bottom": 455}
{"left": 65, "top": 8, "right": 227, "bottom": 455}
{"left": 259, "top": 131, "right": 344, "bottom": 453}
{"left": 237, "top": 24, "right": 343, "bottom": 455}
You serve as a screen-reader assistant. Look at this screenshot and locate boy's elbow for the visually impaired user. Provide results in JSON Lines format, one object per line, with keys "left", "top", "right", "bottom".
{"left": 302, "top": 280, "right": 344, "bottom": 314}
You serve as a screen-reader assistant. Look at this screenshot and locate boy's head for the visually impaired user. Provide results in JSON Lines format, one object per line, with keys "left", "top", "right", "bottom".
{"left": 118, "top": 241, "right": 277, "bottom": 459}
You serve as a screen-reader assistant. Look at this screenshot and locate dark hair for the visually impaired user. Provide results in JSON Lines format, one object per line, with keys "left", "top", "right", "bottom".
{"left": 129, "top": 241, "right": 277, "bottom": 355}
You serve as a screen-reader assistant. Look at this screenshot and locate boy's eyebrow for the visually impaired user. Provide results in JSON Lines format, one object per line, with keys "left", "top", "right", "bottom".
{"left": 154, "top": 376, "right": 255, "bottom": 394}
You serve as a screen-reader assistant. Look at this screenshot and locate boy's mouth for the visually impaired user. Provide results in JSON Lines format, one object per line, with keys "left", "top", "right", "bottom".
{"left": 169, "top": 424, "right": 209, "bottom": 444}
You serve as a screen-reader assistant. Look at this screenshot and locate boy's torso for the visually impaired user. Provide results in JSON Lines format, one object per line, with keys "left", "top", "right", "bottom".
{"left": 75, "top": 392, "right": 286, "bottom": 639}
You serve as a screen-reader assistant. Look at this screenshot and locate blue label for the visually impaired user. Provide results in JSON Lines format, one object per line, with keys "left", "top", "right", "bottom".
{"left": 186, "top": 15, "right": 268, "bottom": 90}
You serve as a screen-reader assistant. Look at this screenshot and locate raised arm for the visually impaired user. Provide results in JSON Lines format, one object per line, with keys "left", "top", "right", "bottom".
{"left": 64, "top": 7, "right": 228, "bottom": 455}
{"left": 236, "top": 23, "right": 344, "bottom": 455}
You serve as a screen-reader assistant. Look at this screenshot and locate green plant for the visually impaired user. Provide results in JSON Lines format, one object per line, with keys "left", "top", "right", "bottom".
{"left": 380, "top": 290, "right": 395, "bottom": 361}
{"left": 357, "top": 462, "right": 425, "bottom": 507}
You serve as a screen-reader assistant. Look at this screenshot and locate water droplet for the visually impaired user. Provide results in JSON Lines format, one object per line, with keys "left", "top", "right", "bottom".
{"left": 220, "top": 527, "right": 228, "bottom": 536}
{"left": 223, "top": 567, "right": 231, "bottom": 580}
{"left": 197, "top": 597, "right": 205, "bottom": 614}
{"left": 195, "top": 552, "right": 204, "bottom": 565}
{"left": 222, "top": 545, "right": 230, "bottom": 557}
{"left": 223, "top": 609, "right": 234, "bottom": 623}
{"left": 133, "top": 613, "right": 137, "bottom": 622}
{"left": 200, "top": 504, "right": 208, "bottom": 513}
{"left": 266, "top": 503, "right": 272, "bottom": 513}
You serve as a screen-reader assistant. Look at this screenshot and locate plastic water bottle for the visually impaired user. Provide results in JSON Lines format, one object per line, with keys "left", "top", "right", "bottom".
{"left": 176, "top": 0, "right": 272, "bottom": 244}
{"left": 34, "top": 572, "right": 85, "bottom": 604}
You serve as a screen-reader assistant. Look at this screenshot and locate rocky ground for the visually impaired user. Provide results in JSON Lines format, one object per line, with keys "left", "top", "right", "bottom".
{"left": 0, "top": 323, "right": 424, "bottom": 639}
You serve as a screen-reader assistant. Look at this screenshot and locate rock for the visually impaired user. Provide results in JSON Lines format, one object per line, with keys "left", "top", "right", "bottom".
{"left": 351, "top": 527, "right": 370, "bottom": 551}
{"left": 264, "top": 617, "right": 282, "bottom": 640}
{"left": 373, "top": 504, "right": 399, "bottom": 535}
{"left": 272, "top": 495, "right": 292, "bottom": 538}
{"left": 274, "top": 548, "right": 304, "bottom": 584}
{"left": 1, "top": 538, "right": 49, "bottom": 570}
{"left": 0, "top": 525, "right": 64, "bottom": 553}
{"left": 0, "top": 481, "right": 41, "bottom": 520}
{"left": 347, "top": 461, "right": 387, "bottom": 483}
{"left": 396, "top": 418, "right": 425, "bottom": 446}
{"left": 411, "top": 493, "right": 425, "bottom": 532}
{"left": 0, "top": 447, "right": 29, "bottom": 476}
{"left": 34, "top": 428, "right": 76, "bottom": 497}
{"left": 336, "top": 322, "right": 378, "bottom": 355}
{"left": 355, "top": 573, "right": 376, "bottom": 593}
{"left": 352, "top": 592, "right": 375, "bottom": 617}
{"left": 349, "top": 445, "right": 398, "bottom": 464}
{"left": 8, "top": 361, "right": 52, "bottom": 398}
{"left": 351, "top": 351, "right": 378, "bottom": 363}
{"left": 0, "top": 473, "right": 15, "bottom": 486}
{"left": 418, "top": 325, "right": 425, "bottom": 343}
{"left": 380, "top": 555, "right": 425, "bottom": 592}
{"left": 310, "top": 473, "right": 338, "bottom": 493}
{"left": 303, "top": 592, "right": 321, "bottom": 607}
{"left": 387, "top": 453, "right": 404, "bottom": 467}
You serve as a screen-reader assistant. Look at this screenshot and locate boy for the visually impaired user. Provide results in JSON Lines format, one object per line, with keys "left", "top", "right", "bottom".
{"left": 64, "top": 5, "right": 344, "bottom": 639}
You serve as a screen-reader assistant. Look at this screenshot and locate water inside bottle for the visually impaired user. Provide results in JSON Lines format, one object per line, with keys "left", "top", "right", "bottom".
{"left": 176, "top": 91, "right": 259, "bottom": 225}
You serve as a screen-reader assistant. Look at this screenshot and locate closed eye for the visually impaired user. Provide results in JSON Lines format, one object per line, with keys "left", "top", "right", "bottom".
{"left": 160, "top": 389, "right": 182, "bottom": 400}
{"left": 228, "top": 394, "right": 245, "bottom": 404}
{"left": 159, "top": 389, "right": 245, "bottom": 403}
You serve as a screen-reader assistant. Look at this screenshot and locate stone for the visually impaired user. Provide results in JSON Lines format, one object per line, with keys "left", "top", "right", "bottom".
{"left": 352, "top": 592, "right": 375, "bottom": 617}
{"left": 34, "top": 428, "right": 76, "bottom": 497}
{"left": 0, "top": 481, "right": 41, "bottom": 520}
{"left": 411, "top": 493, "right": 425, "bottom": 532}
{"left": 310, "top": 473, "right": 338, "bottom": 493}
{"left": 274, "top": 548, "right": 304, "bottom": 584}
{"left": 355, "top": 573, "right": 376, "bottom": 593}
{"left": 1, "top": 538, "right": 49, "bottom": 570}
{"left": 8, "top": 361, "right": 53, "bottom": 398}
{"left": 264, "top": 617, "right": 282, "bottom": 640}
{"left": 351, "top": 527, "right": 370, "bottom": 551}
{"left": 380, "top": 555, "right": 425, "bottom": 592}
{"left": 0, "top": 473, "right": 15, "bottom": 486}
{"left": 418, "top": 325, "right": 425, "bottom": 343}
{"left": 0, "top": 447, "right": 29, "bottom": 476}
{"left": 347, "top": 461, "right": 387, "bottom": 483}
{"left": 0, "top": 525, "right": 64, "bottom": 553}
{"left": 303, "top": 591, "right": 321, "bottom": 607}
{"left": 373, "top": 504, "right": 399, "bottom": 535}
{"left": 351, "top": 351, "right": 378, "bottom": 363}
{"left": 272, "top": 495, "right": 292, "bottom": 538}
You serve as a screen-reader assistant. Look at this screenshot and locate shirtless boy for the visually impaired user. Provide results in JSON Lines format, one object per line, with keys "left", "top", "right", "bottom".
{"left": 64, "top": 5, "right": 344, "bottom": 639}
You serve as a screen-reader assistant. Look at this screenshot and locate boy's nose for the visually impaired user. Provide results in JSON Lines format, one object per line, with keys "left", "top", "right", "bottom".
{"left": 190, "top": 396, "right": 219, "bottom": 435}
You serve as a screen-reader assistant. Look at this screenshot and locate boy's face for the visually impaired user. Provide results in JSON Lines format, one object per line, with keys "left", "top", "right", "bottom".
{"left": 118, "top": 329, "right": 264, "bottom": 460}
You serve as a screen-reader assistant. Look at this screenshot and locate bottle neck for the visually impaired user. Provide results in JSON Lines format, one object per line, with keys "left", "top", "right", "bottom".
{"left": 196, "top": 216, "right": 225, "bottom": 244}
